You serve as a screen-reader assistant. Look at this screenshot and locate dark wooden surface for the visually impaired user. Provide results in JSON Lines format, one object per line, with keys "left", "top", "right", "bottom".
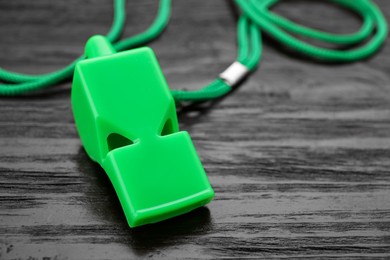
{"left": 1, "top": 0, "right": 390, "bottom": 259}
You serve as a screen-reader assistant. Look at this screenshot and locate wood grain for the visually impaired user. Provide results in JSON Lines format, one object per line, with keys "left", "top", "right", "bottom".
{"left": 0, "top": 0, "right": 389, "bottom": 259}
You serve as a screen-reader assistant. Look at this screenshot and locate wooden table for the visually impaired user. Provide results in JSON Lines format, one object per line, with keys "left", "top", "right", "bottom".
{"left": 1, "top": 1, "right": 389, "bottom": 259}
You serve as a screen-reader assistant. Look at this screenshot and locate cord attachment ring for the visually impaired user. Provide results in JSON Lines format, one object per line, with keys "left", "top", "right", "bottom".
{"left": 219, "top": 61, "right": 250, "bottom": 87}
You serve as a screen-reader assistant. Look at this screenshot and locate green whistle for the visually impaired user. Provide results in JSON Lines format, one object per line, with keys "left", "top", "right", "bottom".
{"left": 71, "top": 35, "right": 214, "bottom": 227}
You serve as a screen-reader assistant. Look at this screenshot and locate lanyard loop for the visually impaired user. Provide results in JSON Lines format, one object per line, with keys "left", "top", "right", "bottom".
{"left": 0, "top": 0, "right": 387, "bottom": 98}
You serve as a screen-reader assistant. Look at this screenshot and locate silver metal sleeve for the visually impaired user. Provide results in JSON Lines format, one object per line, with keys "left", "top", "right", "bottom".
{"left": 219, "top": 61, "right": 250, "bottom": 87}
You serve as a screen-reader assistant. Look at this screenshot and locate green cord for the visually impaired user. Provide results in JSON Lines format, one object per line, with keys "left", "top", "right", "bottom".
{"left": 0, "top": 0, "right": 387, "bottom": 99}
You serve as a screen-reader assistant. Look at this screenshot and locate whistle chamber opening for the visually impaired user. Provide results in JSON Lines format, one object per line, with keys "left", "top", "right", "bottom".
{"left": 161, "top": 119, "right": 175, "bottom": 136}
{"left": 107, "top": 133, "right": 134, "bottom": 151}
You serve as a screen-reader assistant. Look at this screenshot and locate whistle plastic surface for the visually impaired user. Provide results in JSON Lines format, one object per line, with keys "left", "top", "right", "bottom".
{"left": 71, "top": 35, "right": 214, "bottom": 227}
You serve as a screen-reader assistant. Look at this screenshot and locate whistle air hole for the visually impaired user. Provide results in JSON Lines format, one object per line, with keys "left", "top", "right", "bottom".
{"left": 107, "top": 133, "right": 133, "bottom": 151}
{"left": 161, "top": 119, "right": 174, "bottom": 136}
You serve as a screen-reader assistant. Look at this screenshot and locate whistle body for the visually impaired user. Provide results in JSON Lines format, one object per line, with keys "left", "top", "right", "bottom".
{"left": 71, "top": 36, "right": 214, "bottom": 227}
